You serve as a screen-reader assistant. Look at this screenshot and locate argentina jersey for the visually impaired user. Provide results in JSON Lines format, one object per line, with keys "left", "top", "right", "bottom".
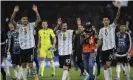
{"left": 116, "top": 32, "right": 131, "bottom": 53}
{"left": 7, "top": 30, "right": 20, "bottom": 54}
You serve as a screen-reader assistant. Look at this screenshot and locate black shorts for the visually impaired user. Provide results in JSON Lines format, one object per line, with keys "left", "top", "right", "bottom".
{"left": 59, "top": 55, "right": 71, "bottom": 68}
{"left": 101, "top": 49, "right": 114, "bottom": 64}
{"left": 20, "top": 47, "right": 34, "bottom": 63}
{"left": 11, "top": 54, "right": 21, "bottom": 65}
{"left": 116, "top": 52, "right": 129, "bottom": 63}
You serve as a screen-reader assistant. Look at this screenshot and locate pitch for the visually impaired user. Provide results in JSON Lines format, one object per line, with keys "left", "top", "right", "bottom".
{"left": 6, "top": 67, "right": 133, "bottom": 80}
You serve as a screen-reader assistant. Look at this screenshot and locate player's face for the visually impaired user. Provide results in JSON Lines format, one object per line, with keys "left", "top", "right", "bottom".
{"left": 61, "top": 23, "right": 67, "bottom": 31}
{"left": 120, "top": 25, "right": 126, "bottom": 32}
{"left": 8, "top": 23, "right": 15, "bottom": 31}
{"left": 21, "top": 17, "right": 28, "bottom": 25}
{"left": 42, "top": 21, "right": 48, "bottom": 29}
{"left": 103, "top": 18, "right": 110, "bottom": 26}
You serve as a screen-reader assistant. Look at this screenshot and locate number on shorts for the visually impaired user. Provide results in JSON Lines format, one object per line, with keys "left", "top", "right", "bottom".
{"left": 66, "top": 59, "right": 70, "bottom": 64}
{"left": 31, "top": 55, "right": 34, "bottom": 61}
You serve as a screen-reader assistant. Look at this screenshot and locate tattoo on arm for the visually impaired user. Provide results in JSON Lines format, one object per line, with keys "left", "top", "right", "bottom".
{"left": 114, "top": 8, "right": 121, "bottom": 24}
{"left": 10, "top": 12, "right": 17, "bottom": 26}
{"left": 35, "top": 11, "right": 41, "bottom": 25}
{"left": 54, "top": 24, "right": 60, "bottom": 32}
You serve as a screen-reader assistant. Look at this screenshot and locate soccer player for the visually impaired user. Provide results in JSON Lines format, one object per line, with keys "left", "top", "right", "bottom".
{"left": 37, "top": 20, "right": 56, "bottom": 77}
{"left": 7, "top": 23, "right": 22, "bottom": 80}
{"left": 1, "top": 31, "right": 7, "bottom": 80}
{"left": 54, "top": 18, "right": 74, "bottom": 80}
{"left": 4, "top": 18, "right": 11, "bottom": 77}
{"left": 73, "top": 17, "right": 84, "bottom": 76}
{"left": 97, "top": 2, "right": 121, "bottom": 80}
{"left": 115, "top": 22, "right": 132, "bottom": 80}
{"left": 10, "top": 5, "right": 41, "bottom": 80}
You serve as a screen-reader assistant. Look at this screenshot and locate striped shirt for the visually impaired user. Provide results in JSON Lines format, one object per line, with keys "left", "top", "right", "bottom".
{"left": 57, "top": 30, "right": 74, "bottom": 56}
{"left": 99, "top": 22, "right": 116, "bottom": 51}
{"left": 17, "top": 22, "right": 35, "bottom": 49}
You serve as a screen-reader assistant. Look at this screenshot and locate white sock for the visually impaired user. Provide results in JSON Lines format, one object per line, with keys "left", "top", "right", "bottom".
{"left": 4, "top": 59, "right": 10, "bottom": 75}
{"left": 116, "top": 64, "right": 121, "bottom": 78}
{"left": 125, "top": 63, "right": 130, "bottom": 77}
{"left": 14, "top": 67, "right": 18, "bottom": 78}
{"left": 22, "top": 68, "right": 28, "bottom": 80}
{"left": 104, "top": 70, "right": 108, "bottom": 80}
{"left": 127, "top": 63, "right": 130, "bottom": 74}
{"left": 66, "top": 71, "right": 70, "bottom": 80}
{"left": 121, "top": 63, "right": 125, "bottom": 72}
{"left": 17, "top": 66, "right": 23, "bottom": 79}
{"left": 108, "top": 67, "right": 112, "bottom": 80}
{"left": 62, "top": 70, "right": 68, "bottom": 80}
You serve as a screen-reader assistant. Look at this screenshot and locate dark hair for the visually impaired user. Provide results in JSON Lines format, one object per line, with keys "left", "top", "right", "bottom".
{"left": 37, "top": 20, "right": 48, "bottom": 29}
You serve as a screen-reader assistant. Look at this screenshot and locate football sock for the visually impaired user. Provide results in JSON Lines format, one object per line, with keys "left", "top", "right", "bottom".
{"left": 4, "top": 59, "right": 10, "bottom": 75}
{"left": 22, "top": 68, "right": 28, "bottom": 80}
{"left": 125, "top": 63, "right": 130, "bottom": 78}
{"left": 108, "top": 67, "right": 112, "bottom": 80}
{"left": 62, "top": 70, "right": 69, "bottom": 80}
{"left": 14, "top": 67, "right": 18, "bottom": 78}
{"left": 121, "top": 63, "right": 126, "bottom": 72}
{"left": 40, "top": 61, "right": 44, "bottom": 76}
{"left": 104, "top": 69, "right": 108, "bottom": 80}
{"left": 116, "top": 64, "right": 121, "bottom": 78}
{"left": 50, "top": 60, "right": 55, "bottom": 75}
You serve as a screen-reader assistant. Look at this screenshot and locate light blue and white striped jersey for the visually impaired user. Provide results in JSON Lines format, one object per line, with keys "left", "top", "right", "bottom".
{"left": 17, "top": 22, "right": 35, "bottom": 49}
{"left": 57, "top": 30, "right": 74, "bottom": 56}
{"left": 99, "top": 22, "right": 117, "bottom": 51}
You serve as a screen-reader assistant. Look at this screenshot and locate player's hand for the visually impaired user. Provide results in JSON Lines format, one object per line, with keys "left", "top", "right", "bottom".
{"left": 116, "top": 1, "right": 121, "bottom": 9}
{"left": 57, "top": 18, "right": 62, "bottom": 25}
{"left": 14, "top": 6, "right": 19, "bottom": 12}
{"left": 32, "top": 5, "right": 38, "bottom": 12}
{"left": 127, "top": 52, "right": 131, "bottom": 60}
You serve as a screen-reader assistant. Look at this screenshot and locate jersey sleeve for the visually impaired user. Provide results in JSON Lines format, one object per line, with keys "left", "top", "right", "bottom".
{"left": 50, "top": 29, "right": 55, "bottom": 38}
{"left": 29, "top": 22, "right": 36, "bottom": 28}
{"left": 109, "top": 22, "right": 117, "bottom": 29}
{"left": 98, "top": 29, "right": 103, "bottom": 39}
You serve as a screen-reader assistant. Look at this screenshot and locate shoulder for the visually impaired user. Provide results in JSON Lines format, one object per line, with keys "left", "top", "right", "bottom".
{"left": 99, "top": 28, "right": 104, "bottom": 32}
{"left": 48, "top": 28, "right": 53, "bottom": 32}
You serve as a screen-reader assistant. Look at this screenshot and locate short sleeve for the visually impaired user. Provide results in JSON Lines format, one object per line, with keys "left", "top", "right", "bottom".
{"left": 16, "top": 24, "right": 21, "bottom": 30}
{"left": 98, "top": 29, "right": 103, "bottom": 39}
{"left": 68, "top": 30, "right": 74, "bottom": 34}
{"left": 109, "top": 22, "right": 117, "bottom": 29}
{"left": 29, "top": 22, "right": 36, "bottom": 28}
{"left": 50, "top": 29, "right": 55, "bottom": 38}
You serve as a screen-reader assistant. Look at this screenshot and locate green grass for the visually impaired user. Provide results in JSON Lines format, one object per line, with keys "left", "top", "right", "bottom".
{"left": 7, "top": 67, "right": 133, "bottom": 80}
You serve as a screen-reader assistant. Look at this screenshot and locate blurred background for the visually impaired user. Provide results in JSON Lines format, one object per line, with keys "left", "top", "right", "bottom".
{"left": 1, "top": 1, "right": 133, "bottom": 66}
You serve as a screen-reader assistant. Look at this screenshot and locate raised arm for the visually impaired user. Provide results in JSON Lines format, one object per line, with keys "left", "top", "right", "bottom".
{"left": 54, "top": 18, "right": 62, "bottom": 33}
{"left": 10, "top": 6, "right": 19, "bottom": 26}
{"left": 114, "top": 1, "right": 121, "bottom": 25}
{"left": 126, "top": 21, "right": 129, "bottom": 31}
{"left": 32, "top": 5, "right": 41, "bottom": 25}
